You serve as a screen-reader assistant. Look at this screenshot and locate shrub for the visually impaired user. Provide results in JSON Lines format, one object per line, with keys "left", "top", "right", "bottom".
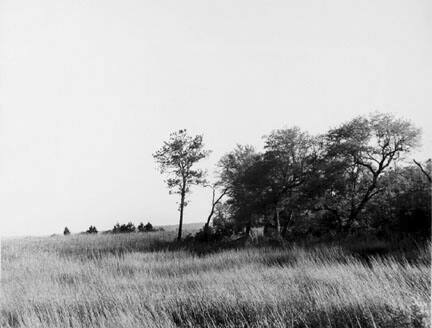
{"left": 194, "top": 219, "right": 236, "bottom": 243}
{"left": 86, "top": 226, "right": 98, "bottom": 234}
{"left": 112, "top": 222, "right": 136, "bottom": 233}
{"left": 63, "top": 227, "right": 70, "bottom": 235}
{"left": 144, "top": 222, "right": 154, "bottom": 232}
{"left": 213, "top": 214, "right": 235, "bottom": 238}
{"left": 194, "top": 225, "right": 219, "bottom": 242}
{"left": 138, "top": 222, "right": 156, "bottom": 232}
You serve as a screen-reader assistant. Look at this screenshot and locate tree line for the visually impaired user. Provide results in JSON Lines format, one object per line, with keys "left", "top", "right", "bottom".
{"left": 154, "top": 113, "right": 431, "bottom": 242}
{"left": 63, "top": 221, "right": 159, "bottom": 235}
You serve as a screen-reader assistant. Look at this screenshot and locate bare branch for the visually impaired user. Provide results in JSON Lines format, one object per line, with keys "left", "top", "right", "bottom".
{"left": 413, "top": 159, "right": 432, "bottom": 183}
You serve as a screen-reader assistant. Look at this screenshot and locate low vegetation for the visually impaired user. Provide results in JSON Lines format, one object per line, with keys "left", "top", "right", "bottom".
{"left": 86, "top": 226, "right": 98, "bottom": 234}
{"left": 1, "top": 231, "right": 430, "bottom": 328}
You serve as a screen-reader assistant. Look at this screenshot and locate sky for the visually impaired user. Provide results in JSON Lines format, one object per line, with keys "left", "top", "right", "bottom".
{"left": 0, "top": 0, "right": 431, "bottom": 237}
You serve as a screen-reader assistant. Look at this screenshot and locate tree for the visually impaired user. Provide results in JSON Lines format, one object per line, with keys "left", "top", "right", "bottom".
{"left": 204, "top": 182, "right": 228, "bottom": 229}
{"left": 153, "top": 129, "right": 210, "bottom": 240}
{"left": 144, "top": 222, "right": 154, "bottom": 231}
{"left": 138, "top": 222, "right": 155, "bottom": 232}
{"left": 112, "top": 222, "right": 136, "bottom": 233}
{"left": 324, "top": 113, "right": 420, "bottom": 230}
{"left": 112, "top": 223, "right": 121, "bottom": 233}
{"left": 63, "top": 227, "right": 70, "bottom": 235}
{"left": 262, "top": 127, "right": 318, "bottom": 236}
{"left": 413, "top": 159, "right": 432, "bottom": 183}
{"left": 362, "top": 163, "right": 431, "bottom": 239}
{"left": 86, "top": 226, "right": 98, "bottom": 234}
{"left": 218, "top": 145, "right": 268, "bottom": 234}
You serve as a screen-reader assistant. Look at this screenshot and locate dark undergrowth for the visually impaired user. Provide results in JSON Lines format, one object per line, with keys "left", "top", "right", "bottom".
{"left": 47, "top": 232, "right": 431, "bottom": 266}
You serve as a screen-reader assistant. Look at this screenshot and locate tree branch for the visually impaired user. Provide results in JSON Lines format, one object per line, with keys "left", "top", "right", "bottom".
{"left": 413, "top": 159, "right": 432, "bottom": 183}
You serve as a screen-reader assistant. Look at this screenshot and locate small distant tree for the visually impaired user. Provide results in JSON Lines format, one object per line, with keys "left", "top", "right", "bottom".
{"left": 144, "top": 222, "right": 154, "bottom": 232}
{"left": 153, "top": 129, "right": 210, "bottom": 240}
{"left": 124, "top": 222, "right": 135, "bottom": 233}
{"left": 86, "top": 225, "right": 98, "bottom": 234}
{"left": 112, "top": 222, "right": 136, "bottom": 233}
{"left": 112, "top": 223, "right": 121, "bottom": 233}
{"left": 63, "top": 227, "right": 70, "bottom": 235}
{"left": 138, "top": 222, "right": 154, "bottom": 232}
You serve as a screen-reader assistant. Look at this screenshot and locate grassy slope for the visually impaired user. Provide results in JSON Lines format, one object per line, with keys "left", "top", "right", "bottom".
{"left": 1, "top": 232, "right": 430, "bottom": 328}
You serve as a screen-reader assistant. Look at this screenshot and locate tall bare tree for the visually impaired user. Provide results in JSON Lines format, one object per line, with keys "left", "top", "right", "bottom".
{"left": 153, "top": 129, "right": 210, "bottom": 240}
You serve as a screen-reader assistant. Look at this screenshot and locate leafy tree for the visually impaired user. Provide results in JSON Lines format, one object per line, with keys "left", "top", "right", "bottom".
{"left": 218, "top": 145, "right": 268, "bottom": 234}
{"left": 138, "top": 222, "right": 155, "bottom": 232}
{"left": 86, "top": 225, "right": 98, "bottom": 234}
{"left": 217, "top": 131, "right": 320, "bottom": 238}
{"left": 112, "top": 223, "right": 121, "bottom": 233}
{"left": 214, "top": 113, "right": 424, "bottom": 241}
{"left": 365, "top": 164, "right": 431, "bottom": 239}
{"left": 324, "top": 113, "right": 420, "bottom": 230}
{"left": 144, "top": 222, "right": 154, "bottom": 231}
{"left": 262, "top": 127, "right": 318, "bottom": 236}
{"left": 153, "top": 129, "right": 210, "bottom": 240}
{"left": 63, "top": 227, "right": 70, "bottom": 235}
{"left": 112, "top": 222, "right": 136, "bottom": 233}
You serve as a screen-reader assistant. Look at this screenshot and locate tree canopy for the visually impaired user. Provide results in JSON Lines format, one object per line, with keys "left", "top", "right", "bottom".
{"left": 210, "top": 113, "right": 427, "bottom": 240}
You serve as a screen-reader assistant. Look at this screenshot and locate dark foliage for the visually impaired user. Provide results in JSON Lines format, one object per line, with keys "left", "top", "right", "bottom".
{"left": 211, "top": 113, "right": 429, "bottom": 242}
{"left": 138, "top": 222, "right": 155, "bottom": 232}
{"left": 86, "top": 226, "right": 98, "bottom": 234}
{"left": 112, "top": 222, "right": 136, "bottom": 233}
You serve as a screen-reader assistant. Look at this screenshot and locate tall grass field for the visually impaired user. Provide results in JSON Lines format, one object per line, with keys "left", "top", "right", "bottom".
{"left": 1, "top": 232, "right": 430, "bottom": 328}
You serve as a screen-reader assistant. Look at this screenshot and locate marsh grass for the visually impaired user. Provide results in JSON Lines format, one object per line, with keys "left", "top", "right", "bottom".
{"left": 1, "top": 233, "right": 430, "bottom": 328}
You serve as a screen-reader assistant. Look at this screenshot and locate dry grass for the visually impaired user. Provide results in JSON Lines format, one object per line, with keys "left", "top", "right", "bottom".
{"left": 1, "top": 233, "right": 430, "bottom": 328}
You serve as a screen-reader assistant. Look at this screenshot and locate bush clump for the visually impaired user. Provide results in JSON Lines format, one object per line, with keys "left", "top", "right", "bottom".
{"left": 112, "top": 222, "right": 136, "bottom": 233}
{"left": 86, "top": 226, "right": 98, "bottom": 234}
{"left": 138, "top": 222, "right": 155, "bottom": 232}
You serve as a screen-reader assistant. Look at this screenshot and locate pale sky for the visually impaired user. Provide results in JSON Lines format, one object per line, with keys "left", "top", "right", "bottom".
{"left": 0, "top": 0, "right": 431, "bottom": 237}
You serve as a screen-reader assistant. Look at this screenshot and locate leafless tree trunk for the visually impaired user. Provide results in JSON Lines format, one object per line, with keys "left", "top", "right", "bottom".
{"left": 204, "top": 186, "right": 228, "bottom": 228}
{"left": 275, "top": 206, "right": 281, "bottom": 236}
{"left": 178, "top": 182, "right": 186, "bottom": 241}
{"left": 281, "top": 210, "right": 293, "bottom": 237}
